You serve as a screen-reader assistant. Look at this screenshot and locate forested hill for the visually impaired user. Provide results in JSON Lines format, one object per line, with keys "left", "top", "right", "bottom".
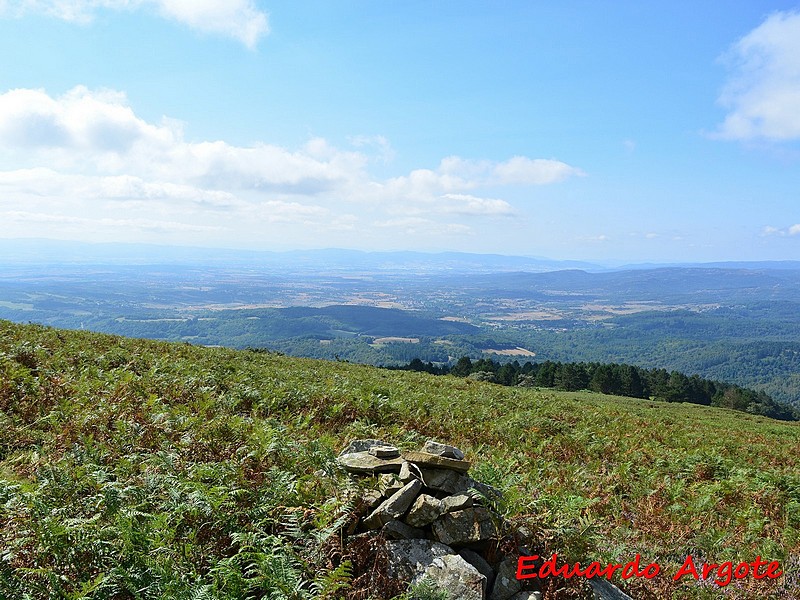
{"left": 391, "top": 357, "right": 798, "bottom": 421}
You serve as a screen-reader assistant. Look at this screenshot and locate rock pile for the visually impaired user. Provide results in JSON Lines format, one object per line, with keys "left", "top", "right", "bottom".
{"left": 337, "top": 439, "right": 541, "bottom": 600}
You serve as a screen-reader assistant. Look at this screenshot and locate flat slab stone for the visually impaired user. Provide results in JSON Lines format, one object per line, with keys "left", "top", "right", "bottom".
{"left": 369, "top": 445, "right": 401, "bottom": 458}
{"left": 337, "top": 451, "right": 404, "bottom": 474}
{"left": 403, "top": 451, "right": 471, "bottom": 473}
{"left": 423, "top": 440, "right": 466, "bottom": 460}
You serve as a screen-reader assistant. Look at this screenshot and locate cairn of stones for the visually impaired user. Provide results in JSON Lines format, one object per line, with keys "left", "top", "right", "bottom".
{"left": 337, "top": 439, "right": 541, "bottom": 600}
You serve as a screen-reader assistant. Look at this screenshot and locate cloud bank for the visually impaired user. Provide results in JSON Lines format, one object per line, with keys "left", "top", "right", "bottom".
{"left": 1, "top": 0, "right": 269, "bottom": 48}
{"left": 0, "top": 86, "right": 584, "bottom": 247}
{"left": 715, "top": 10, "right": 800, "bottom": 141}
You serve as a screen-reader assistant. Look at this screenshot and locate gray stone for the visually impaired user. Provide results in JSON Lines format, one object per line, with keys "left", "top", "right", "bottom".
{"left": 510, "top": 593, "right": 541, "bottom": 600}
{"left": 420, "top": 468, "right": 466, "bottom": 493}
{"left": 459, "top": 549, "right": 495, "bottom": 595}
{"left": 432, "top": 507, "right": 498, "bottom": 547}
{"left": 379, "top": 473, "right": 404, "bottom": 497}
{"left": 386, "top": 539, "right": 484, "bottom": 600}
{"left": 405, "top": 494, "right": 442, "bottom": 528}
{"left": 337, "top": 451, "right": 404, "bottom": 474}
{"left": 382, "top": 519, "right": 425, "bottom": 540}
{"left": 489, "top": 557, "right": 522, "bottom": 600}
{"left": 418, "top": 469, "right": 500, "bottom": 502}
{"left": 369, "top": 444, "right": 400, "bottom": 458}
{"left": 400, "top": 460, "right": 422, "bottom": 483}
{"left": 588, "top": 579, "right": 635, "bottom": 600}
{"left": 441, "top": 493, "right": 473, "bottom": 513}
{"left": 363, "top": 479, "right": 422, "bottom": 529}
{"left": 339, "top": 439, "right": 391, "bottom": 456}
{"left": 403, "top": 451, "right": 471, "bottom": 473}
{"left": 362, "top": 489, "right": 383, "bottom": 509}
{"left": 423, "top": 440, "right": 466, "bottom": 460}
{"left": 422, "top": 554, "right": 485, "bottom": 600}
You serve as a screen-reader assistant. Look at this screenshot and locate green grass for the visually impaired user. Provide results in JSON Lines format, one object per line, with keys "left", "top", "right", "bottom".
{"left": 1, "top": 320, "right": 799, "bottom": 599}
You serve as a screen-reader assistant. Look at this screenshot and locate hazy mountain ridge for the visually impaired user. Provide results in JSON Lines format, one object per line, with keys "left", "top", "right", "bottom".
{"left": 2, "top": 241, "right": 799, "bottom": 405}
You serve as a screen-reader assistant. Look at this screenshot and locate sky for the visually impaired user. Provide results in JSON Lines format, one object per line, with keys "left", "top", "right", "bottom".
{"left": 0, "top": 1, "right": 799, "bottom": 263}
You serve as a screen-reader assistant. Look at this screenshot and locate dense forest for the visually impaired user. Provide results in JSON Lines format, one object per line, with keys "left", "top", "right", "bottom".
{"left": 391, "top": 357, "right": 799, "bottom": 421}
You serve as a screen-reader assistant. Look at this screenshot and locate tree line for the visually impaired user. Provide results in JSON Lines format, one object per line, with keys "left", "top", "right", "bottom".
{"left": 390, "top": 357, "right": 798, "bottom": 421}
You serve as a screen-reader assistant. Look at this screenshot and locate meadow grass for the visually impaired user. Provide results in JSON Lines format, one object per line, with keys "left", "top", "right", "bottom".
{"left": 1, "top": 320, "right": 798, "bottom": 599}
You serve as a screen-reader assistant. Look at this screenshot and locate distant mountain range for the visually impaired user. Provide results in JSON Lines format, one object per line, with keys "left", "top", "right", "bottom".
{"left": 2, "top": 238, "right": 799, "bottom": 274}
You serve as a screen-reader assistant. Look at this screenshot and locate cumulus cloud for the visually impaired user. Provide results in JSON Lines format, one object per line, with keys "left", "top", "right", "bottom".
{"left": 386, "top": 156, "right": 585, "bottom": 206}
{"left": 0, "top": 85, "right": 583, "bottom": 247}
{"left": 715, "top": 10, "right": 800, "bottom": 141}
{"left": 1, "top": 0, "right": 269, "bottom": 48}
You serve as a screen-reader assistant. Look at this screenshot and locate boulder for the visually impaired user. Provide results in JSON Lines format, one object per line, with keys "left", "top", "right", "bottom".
{"left": 419, "top": 468, "right": 465, "bottom": 493}
{"left": 441, "top": 493, "right": 473, "bottom": 513}
{"left": 423, "top": 554, "right": 485, "bottom": 600}
{"left": 489, "top": 557, "right": 523, "bottom": 600}
{"left": 363, "top": 479, "right": 422, "bottom": 529}
{"left": 459, "top": 548, "right": 495, "bottom": 595}
{"left": 432, "top": 507, "right": 498, "bottom": 547}
{"left": 386, "top": 539, "right": 485, "bottom": 600}
{"left": 405, "top": 494, "right": 443, "bottom": 528}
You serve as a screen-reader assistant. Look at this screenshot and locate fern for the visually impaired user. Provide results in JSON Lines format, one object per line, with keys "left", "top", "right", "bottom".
{"left": 311, "top": 559, "right": 352, "bottom": 599}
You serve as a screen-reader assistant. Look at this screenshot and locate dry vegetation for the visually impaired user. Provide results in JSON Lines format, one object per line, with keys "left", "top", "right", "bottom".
{"left": 1, "top": 320, "right": 798, "bottom": 599}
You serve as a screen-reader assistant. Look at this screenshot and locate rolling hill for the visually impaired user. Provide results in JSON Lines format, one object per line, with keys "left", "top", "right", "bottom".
{"left": 1, "top": 320, "right": 798, "bottom": 598}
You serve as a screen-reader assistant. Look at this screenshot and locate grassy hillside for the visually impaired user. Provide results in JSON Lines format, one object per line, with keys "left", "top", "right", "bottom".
{"left": 1, "top": 320, "right": 799, "bottom": 599}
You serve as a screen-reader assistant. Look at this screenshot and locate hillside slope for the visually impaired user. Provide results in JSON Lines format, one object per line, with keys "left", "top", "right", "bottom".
{"left": 1, "top": 320, "right": 798, "bottom": 599}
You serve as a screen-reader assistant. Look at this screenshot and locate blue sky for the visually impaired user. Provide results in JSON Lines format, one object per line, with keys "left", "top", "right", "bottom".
{"left": 0, "top": 1, "right": 799, "bottom": 263}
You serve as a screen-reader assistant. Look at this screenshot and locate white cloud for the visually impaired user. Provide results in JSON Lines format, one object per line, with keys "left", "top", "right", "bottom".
{"left": 440, "top": 194, "right": 515, "bottom": 217}
{"left": 762, "top": 224, "right": 800, "bottom": 236}
{"left": 381, "top": 155, "right": 582, "bottom": 213}
{"left": 715, "top": 10, "right": 800, "bottom": 141}
{"left": 0, "top": 85, "right": 583, "bottom": 248}
{"left": 491, "top": 156, "right": 585, "bottom": 185}
{"left": 1, "top": 0, "right": 269, "bottom": 47}
{"left": 439, "top": 155, "right": 585, "bottom": 186}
